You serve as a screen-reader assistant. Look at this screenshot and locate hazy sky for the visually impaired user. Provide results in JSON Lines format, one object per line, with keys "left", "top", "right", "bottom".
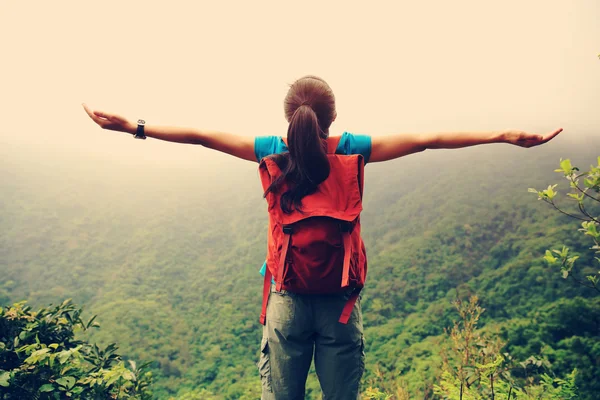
{"left": 1, "top": 0, "right": 598, "bottom": 167}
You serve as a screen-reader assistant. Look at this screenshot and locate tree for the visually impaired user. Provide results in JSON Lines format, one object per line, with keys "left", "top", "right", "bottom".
{"left": 434, "top": 296, "right": 578, "bottom": 400}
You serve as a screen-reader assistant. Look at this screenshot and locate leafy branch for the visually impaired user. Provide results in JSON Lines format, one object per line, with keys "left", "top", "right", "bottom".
{"left": 529, "top": 157, "right": 600, "bottom": 293}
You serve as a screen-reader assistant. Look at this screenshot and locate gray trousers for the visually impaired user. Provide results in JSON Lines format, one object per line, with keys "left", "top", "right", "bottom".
{"left": 258, "top": 285, "right": 365, "bottom": 400}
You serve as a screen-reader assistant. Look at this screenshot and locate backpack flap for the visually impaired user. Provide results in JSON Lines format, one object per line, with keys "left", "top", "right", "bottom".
{"left": 259, "top": 155, "right": 364, "bottom": 225}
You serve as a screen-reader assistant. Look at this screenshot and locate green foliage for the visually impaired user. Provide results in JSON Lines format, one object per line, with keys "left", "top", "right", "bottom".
{"left": 530, "top": 156, "right": 600, "bottom": 293}
{"left": 435, "top": 296, "right": 508, "bottom": 399}
{"left": 434, "top": 296, "right": 579, "bottom": 400}
{"left": 362, "top": 387, "right": 394, "bottom": 400}
{"left": 0, "top": 300, "right": 152, "bottom": 399}
{"left": 2, "top": 142, "right": 600, "bottom": 398}
{"left": 360, "top": 365, "right": 410, "bottom": 400}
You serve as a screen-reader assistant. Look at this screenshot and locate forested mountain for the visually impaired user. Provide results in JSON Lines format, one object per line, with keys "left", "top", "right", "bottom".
{"left": 1, "top": 136, "right": 599, "bottom": 399}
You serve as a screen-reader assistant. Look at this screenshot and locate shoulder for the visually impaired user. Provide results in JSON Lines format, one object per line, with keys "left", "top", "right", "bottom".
{"left": 254, "top": 133, "right": 372, "bottom": 163}
{"left": 335, "top": 132, "right": 372, "bottom": 163}
{"left": 254, "top": 136, "right": 288, "bottom": 162}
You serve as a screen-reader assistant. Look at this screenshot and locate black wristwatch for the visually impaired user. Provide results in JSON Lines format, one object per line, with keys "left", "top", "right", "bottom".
{"left": 134, "top": 119, "right": 146, "bottom": 140}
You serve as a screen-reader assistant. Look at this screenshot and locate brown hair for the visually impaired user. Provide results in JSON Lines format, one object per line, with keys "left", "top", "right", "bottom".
{"left": 264, "top": 76, "right": 337, "bottom": 213}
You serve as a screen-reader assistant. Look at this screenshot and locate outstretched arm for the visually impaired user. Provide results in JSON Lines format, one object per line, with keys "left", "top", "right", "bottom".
{"left": 369, "top": 128, "right": 563, "bottom": 163}
{"left": 82, "top": 104, "right": 256, "bottom": 162}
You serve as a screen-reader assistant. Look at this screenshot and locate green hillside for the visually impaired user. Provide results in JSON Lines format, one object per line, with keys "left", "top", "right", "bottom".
{"left": 1, "top": 139, "right": 599, "bottom": 399}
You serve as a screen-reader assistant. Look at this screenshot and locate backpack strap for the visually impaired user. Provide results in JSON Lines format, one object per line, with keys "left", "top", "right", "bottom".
{"left": 339, "top": 288, "right": 362, "bottom": 324}
{"left": 264, "top": 224, "right": 291, "bottom": 324}
{"left": 259, "top": 266, "right": 272, "bottom": 325}
{"left": 339, "top": 220, "right": 358, "bottom": 323}
{"left": 326, "top": 136, "right": 342, "bottom": 154}
{"left": 340, "top": 222, "right": 353, "bottom": 287}
{"left": 275, "top": 225, "right": 293, "bottom": 292}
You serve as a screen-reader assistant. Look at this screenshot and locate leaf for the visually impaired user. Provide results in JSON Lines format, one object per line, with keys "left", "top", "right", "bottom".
{"left": 542, "top": 184, "right": 558, "bottom": 199}
{"left": 32, "top": 348, "right": 51, "bottom": 356}
{"left": 65, "top": 376, "right": 76, "bottom": 389}
{"left": 106, "top": 373, "right": 121, "bottom": 386}
{"left": 0, "top": 371, "right": 10, "bottom": 387}
{"left": 61, "top": 365, "right": 73, "bottom": 376}
{"left": 39, "top": 384, "right": 55, "bottom": 392}
{"left": 566, "top": 193, "right": 584, "bottom": 201}
{"left": 562, "top": 270, "right": 569, "bottom": 279}
{"left": 560, "top": 159, "right": 573, "bottom": 174}
{"left": 58, "top": 351, "right": 71, "bottom": 364}
{"left": 85, "top": 315, "right": 98, "bottom": 330}
{"left": 567, "top": 256, "right": 580, "bottom": 265}
{"left": 56, "top": 376, "right": 76, "bottom": 389}
{"left": 25, "top": 348, "right": 51, "bottom": 364}
{"left": 71, "top": 387, "right": 83, "bottom": 395}
{"left": 543, "top": 251, "right": 557, "bottom": 264}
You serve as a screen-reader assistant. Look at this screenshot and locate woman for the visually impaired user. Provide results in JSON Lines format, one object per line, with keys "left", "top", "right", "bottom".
{"left": 83, "top": 75, "right": 562, "bottom": 400}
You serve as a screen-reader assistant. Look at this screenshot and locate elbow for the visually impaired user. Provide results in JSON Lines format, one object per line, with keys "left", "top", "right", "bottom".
{"left": 421, "top": 134, "right": 440, "bottom": 151}
{"left": 188, "top": 131, "right": 209, "bottom": 146}
{"left": 415, "top": 144, "right": 427, "bottom": 153}
{"left": 189, "top": 136, "right": 206, "bottom": 146}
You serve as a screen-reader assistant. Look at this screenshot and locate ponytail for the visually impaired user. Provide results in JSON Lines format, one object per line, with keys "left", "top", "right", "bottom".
{"left": 264, "top": 105, "right": 330, "bottom": 214}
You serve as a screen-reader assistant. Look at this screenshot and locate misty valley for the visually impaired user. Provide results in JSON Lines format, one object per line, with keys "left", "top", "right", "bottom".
{"left": 1, "top": 141, "right": 599, "bottom": 399}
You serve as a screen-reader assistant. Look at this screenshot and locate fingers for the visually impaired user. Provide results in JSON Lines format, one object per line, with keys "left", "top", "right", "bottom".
{"left": 515, "top": 133, "right": 541, "bottom": 146}
{"left": 541, "top": 128, "right": 563, "bottom": 143}
{"left": 82, "top": 103, "right": 105, "bottom": 126}
{"left": 93, "top": 110, "right": 111, "bottom": 120}
{"left": 82, "top": 103, "right": 94, "bottom": 119}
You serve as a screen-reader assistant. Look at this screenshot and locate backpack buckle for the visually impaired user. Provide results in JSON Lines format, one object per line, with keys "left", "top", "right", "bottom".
{"left": 339, "top": 221, "right": 354, "bottom": 233}
{"left": 283, "top": 225, "right": 293, "bottom": 235}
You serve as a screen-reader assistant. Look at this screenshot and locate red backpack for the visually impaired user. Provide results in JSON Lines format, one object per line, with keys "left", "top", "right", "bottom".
{"left": 258, "top": 137, "right": 367, "bottom": 325}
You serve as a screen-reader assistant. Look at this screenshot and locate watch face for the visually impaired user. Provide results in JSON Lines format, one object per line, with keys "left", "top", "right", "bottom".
{"left": 137, "top": 119, "right": 146, "bottom": 125}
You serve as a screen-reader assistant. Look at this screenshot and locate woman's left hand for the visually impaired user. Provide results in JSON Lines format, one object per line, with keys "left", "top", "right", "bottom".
{"left": 82, "top": 104, "right": 136, "bottom": 135}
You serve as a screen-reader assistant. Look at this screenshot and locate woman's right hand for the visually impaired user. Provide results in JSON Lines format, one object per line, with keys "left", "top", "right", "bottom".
{"left": 502, "top": 128, "right": 563, "bottom": 148}
{"left": 82, "top": 104, "right": 136, "bottom": 135}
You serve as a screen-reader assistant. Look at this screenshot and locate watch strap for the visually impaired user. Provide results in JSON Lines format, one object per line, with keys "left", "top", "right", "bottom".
{"left": 134, "top": 119, "right": 146, "bottom": 140}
